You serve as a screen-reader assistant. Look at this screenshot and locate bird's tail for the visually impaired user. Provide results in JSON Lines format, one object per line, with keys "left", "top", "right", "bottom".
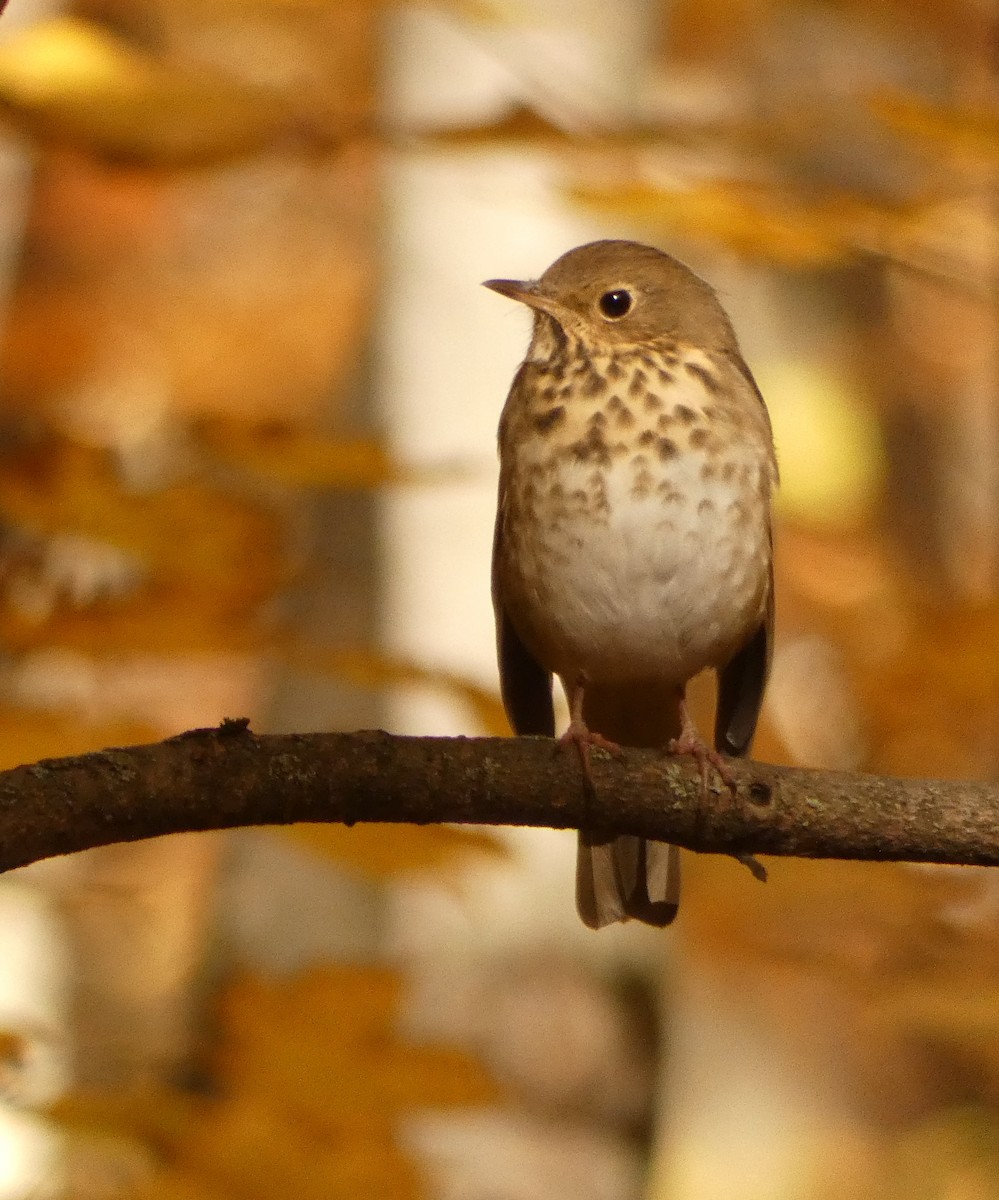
{"left": 573, "top": 682, "right": 682, "bottom": 929}
{"left": 576, "top": 835, "right": 680, "bottom": 928}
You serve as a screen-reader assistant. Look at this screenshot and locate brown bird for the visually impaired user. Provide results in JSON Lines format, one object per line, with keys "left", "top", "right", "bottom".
{"left": 485, "top": 240, "right": 777, "bottom": 929}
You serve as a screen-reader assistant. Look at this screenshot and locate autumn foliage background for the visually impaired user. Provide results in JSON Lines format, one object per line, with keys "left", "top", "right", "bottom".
{"left": 0, "top": 1, "right": 998, "bottom": 1198}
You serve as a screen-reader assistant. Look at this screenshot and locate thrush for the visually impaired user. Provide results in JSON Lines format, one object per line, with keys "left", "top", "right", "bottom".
{"left": 485, "top": 239, "right": 777, "bottom": 929}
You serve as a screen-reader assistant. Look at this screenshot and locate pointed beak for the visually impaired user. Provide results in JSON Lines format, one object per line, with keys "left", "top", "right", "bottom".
{"left": 483, "top": 278, "right": 566, "bottom": 322}
{"left": 482, "top": 277, "right": 539, "bottom": 304}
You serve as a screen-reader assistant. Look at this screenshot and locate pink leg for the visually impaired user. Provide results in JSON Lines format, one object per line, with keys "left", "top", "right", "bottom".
{"left": 670, "top": 692, "right": 765, "bottom": 880}
{"left": 668, "top": 691, "right": 738, "bottom": 796}
{"left": 558, "top": 675, "right": 623, "bottom": 787}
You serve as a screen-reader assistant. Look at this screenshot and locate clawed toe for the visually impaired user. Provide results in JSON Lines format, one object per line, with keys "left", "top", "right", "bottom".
{"left": 559, "top": 719, "right": 623, "bottom": 788}
{"left": 668, "top": 733, "right": 738, "bottom": 796}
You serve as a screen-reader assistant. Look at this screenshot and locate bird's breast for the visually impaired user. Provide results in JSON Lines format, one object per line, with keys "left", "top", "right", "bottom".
{"left": 497, "top": 352, "right": 774, "bottom": 686}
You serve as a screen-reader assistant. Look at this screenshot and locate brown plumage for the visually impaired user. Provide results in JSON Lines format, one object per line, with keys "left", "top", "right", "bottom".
{"left": 486, "top": 240, "right": 777, "bottom": 929}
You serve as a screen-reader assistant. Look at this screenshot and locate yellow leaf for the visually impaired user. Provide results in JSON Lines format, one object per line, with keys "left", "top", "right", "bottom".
{"left": 871, "top": 88, "right": 999, "bottom": 165}
{"left": 418, "top": 103, "right": 572, "bottom": 148}
{"left": 0, "top": 583, "right": 271, "bottom": 654}
{"left": 281, "top": 821, "right": 504, "bottom": 878}
{"left": 54, "top": 967, "right": 498, "bottom": 1200}
{"left": 0, "top": 18, "right": 292, "bottom": 164}
{"left": 54, "top": 1086, "right": 201, "bottom": 1157}
{"left": 0, "top": 442, "right": 284, "bottom": 600}
{"left": 290, "top": 643, "right": 510, "bottom": 736}
{"left": 171, "top": 1097, "right": 421, "bottom": 1200}
{"left": 569, "top": 179, "right": 849, "bottom": 266}
{"left": 135, "top": 1170, "right": 229, "bottom": 1200}
{"left": 215, "top": 968, "right": 500, "bottom": 1128}
{"left": 758, "top": 359, "right": 884, "bottom": 529}
{"left": 0, "top": 705, "right": 156, "bottom": 769}
{"left": 198, "top": 422, "right": 474, "bottom": 490}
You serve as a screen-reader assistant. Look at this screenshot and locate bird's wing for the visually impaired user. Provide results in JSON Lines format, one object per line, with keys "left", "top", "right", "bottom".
{"left": 714, "top": 562, "right": 774, "bottom": 757}
{"left": 492, "top": 499, "right": 555, "bottom": 737}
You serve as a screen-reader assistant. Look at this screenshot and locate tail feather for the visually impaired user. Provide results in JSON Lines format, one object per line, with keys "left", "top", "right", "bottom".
{"left": 576, "top": 834, "right": 680, "bottom": 929}
{"left": 575, "top": 682, "right": 682, "bottom": 929}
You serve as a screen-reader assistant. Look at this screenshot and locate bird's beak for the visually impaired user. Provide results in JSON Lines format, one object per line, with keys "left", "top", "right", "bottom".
{"left": 483, "top": 278, "right": 538, "bottom": 303}
{"left": 482, "top": 277, "right": 563, "bottom": 320}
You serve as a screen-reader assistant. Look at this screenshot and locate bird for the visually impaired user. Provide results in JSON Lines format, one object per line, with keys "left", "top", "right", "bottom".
{"left": 484, "top": 239, "right": 777, "bottom": 929}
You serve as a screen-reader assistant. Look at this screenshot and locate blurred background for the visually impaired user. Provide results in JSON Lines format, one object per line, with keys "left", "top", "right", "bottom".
{"left": 0, "top": 0, "right": 996, "bottom": 1196}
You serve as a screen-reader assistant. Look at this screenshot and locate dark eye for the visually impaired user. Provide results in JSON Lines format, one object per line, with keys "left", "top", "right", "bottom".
{"left": 598, "top": 290, "right": 633, "bottom": 319}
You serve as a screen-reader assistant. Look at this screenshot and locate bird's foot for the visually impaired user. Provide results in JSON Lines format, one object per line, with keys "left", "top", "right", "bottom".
{"left": 558, "top": 720, "right": 623, "bottom": 790}
{"left": 668, "top": 699, "right": 764, "bottom": 880}
{"left": 668, "top": 700, "right": 738, "bottom": 798}
{"left": 669, "top": 729, "right": 738, "bottom": 795}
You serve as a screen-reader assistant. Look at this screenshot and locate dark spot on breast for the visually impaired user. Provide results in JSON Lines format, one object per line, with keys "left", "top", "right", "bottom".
{"left": 615, "top": 404, "right": 636, "bottom": 428}
{"left": 606, "top": 360, "right": 625, "bottom": 381}
{"left": 701, "top": 462, "right": 717, "bottom": 481}
{"left": 644, "top": 391, "right": 664, "bottom": 411}
{"left": 657, "top": 368, "right": 675, "bottom": 385}
{"left": 558, "top": 384, "right": 574, "bottom": 399}
{"left": 656, "top": 412, "right": 674, "bottom": 432}
{"left": 638, "top": 430, "right": 656, "bottom": 448}
{"left": 628, "top": 369, "right": 647, "bottom": 397}
{"left": 654, "top": 341, "right": 680, "bottom": 367}
{"left": 588, "top": 410, "right": 607, "bottom": 429}
{"left": 583, "top": 372, "right": 607, "bottom": 397}
{"left": 697, "top": 498, "right": 715, "bottom": 516}
{"left": 674, "top": 404, "right": 697, "bottom": 424}
{"left": 721, "top": 461, "right": 736, "bottom": 483}
{"left": 689, "top": 427, "right": 711, "bottom": 449}
{"left": 657, "top": 437, "right": 678, "bottom": 461}
{"left": 533, "top": 405, "right": 566, "bottom": 433}
{"left": 568, "top": 423, "right": 612, "bottom": 467}
{"left": 685, "top": 360, "right": 722, "bottom": 395}
{"left": 612, "top": 441, "right": 630, "bottom": 456}
{"left": 541, "top": 385, "right": 557, "bottom": 401}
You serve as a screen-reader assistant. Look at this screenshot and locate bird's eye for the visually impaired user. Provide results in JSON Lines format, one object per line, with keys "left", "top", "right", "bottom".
{"left": 598, "top": 290, "right": 633, "bottom": 319}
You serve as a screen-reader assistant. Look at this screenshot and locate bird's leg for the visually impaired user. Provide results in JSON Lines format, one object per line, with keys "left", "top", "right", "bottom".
{"left": 558, "top": 674, "right": 623, "bottom": 788}
{"left": 669, "top": 689, "right": 739, "bottom": 797}
{"left": 669, "top": 692, "right": 766, "bottom": 881}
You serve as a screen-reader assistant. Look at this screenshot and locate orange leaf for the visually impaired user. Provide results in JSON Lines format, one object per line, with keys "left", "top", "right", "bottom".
{"left": 198, "top": 422, "right": 474, "bottom": 490}
{"left": 289, "top": 643, "right": 510, "bottom": 736}
{"left": 0, "top": 18, "right": 292, "bottom": 165}
{"left": 281, "top": 821, "right": 504, "bottom": 878}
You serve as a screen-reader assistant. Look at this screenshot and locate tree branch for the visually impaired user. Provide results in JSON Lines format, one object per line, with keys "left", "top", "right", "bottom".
{"left": 0, "top": 719, "right": 995, "bottom": 873}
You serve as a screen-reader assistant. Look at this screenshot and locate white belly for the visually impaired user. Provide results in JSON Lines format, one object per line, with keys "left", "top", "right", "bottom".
{"left": 505, "top": 450, "right": 771, "bottom": 686}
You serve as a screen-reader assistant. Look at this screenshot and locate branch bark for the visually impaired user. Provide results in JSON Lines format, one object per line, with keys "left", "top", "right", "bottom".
{"left": 0, "top": 719, "right": 996, "bottom": 874}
